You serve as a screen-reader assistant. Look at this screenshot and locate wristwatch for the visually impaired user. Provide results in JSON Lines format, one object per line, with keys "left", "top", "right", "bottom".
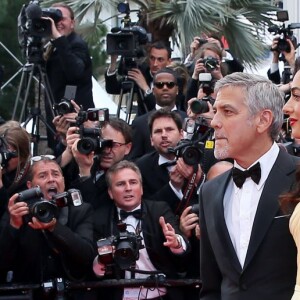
{"left": 144, "top": 88, "right": 152, "bottom": 97}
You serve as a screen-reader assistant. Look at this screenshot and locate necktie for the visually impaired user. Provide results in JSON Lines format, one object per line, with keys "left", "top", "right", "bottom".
{"left": 232, "top": 162, "right": 261, "bottom": 188}
{"left": 119, "top": 209, "right": 142, "bottom": 220}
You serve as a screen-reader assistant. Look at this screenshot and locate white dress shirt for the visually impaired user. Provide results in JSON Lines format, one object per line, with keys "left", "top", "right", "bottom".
{"left": 224, "top": 142, "right": 279, "bottom": 267}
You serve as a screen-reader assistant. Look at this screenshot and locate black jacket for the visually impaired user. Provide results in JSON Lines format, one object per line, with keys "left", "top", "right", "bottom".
{"left": 46, "top": 32, "right": 94, "bottom": 110}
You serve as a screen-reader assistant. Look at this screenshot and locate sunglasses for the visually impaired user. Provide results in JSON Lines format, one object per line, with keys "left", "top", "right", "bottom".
{"left": 153, "top": 82, "right": 176, "bottom": 89}
{"left": 31, "top": 155, "right": 56, "bottom": 164}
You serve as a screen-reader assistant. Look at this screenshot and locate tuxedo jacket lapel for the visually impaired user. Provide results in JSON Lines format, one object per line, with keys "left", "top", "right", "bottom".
{"left": 207, "top": 170, "right": 243, "bottom": 273}
{"left": 243, "top": 149, "right": 297, "bottom": 270}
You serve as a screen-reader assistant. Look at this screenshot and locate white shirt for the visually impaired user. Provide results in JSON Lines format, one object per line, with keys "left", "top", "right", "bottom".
{"left": 224, "top": 142, "right": 279, "bottom": 267}
{"left": 117, "top": 206, "right": 167, "bottom": 300}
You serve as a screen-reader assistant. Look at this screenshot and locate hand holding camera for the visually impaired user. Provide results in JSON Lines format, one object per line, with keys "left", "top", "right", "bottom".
{"left": 179, "top": 205, "right": 200, "bottom": 239}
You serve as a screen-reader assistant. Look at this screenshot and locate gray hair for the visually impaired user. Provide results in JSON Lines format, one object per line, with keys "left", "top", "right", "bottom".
{"left": 105, "top": 160, "right": 142, "bottom": 188}
{"left": 214, "top": 72, "right": 285, "bottom": 140}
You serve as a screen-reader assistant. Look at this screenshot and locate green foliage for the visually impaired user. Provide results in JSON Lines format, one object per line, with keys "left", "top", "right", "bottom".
{"left": 0, "top": 0, "right": 26, "bottom": 120}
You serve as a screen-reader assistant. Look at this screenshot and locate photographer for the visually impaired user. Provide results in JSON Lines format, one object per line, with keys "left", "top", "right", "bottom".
{"left": 185, "top": 42, "right": 225, "bottom": 104}
{"left": 93, "top": 160, "right": 190, "bottom": 300}
{"left": 105, "top": 41, "right": 172, "bottom": 116}
{"left": 63, "top": 118, "right": 132, "bottom": 209}
{"left": 267, "top": 36, "right": 297, "bottom": 85}
{"left": 135, "top": 109, "right": 207, "bottom": 215}
{"left": 44, "top": 3, "right": 94, "bottom": 110}
{"left": 0, "top": 121, "right": 31, "bottom": 221}
{"left": 0, "top": 157, "right": 95, "bottom": 298}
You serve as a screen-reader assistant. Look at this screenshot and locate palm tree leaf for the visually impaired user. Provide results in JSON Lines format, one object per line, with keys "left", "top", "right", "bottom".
{"left": 146, "top": 0, "right": 277, "bottom": 66}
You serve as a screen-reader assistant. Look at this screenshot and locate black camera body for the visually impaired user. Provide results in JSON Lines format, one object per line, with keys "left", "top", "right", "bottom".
{"left": 201, "top": 56, "right": 219, "bottom": 72}
{"left": 190, "top": 203, "right": 199, "bottom": 216}
{"left": 20, "top": 1, "right": 62, "bottom": 38}
{"left": 190, "top": 96, "right": 214, "bottom": 115}
{"left": 268, "top": 10, "right": 300, "bottom": 53}
{"left": 97, "top": 223, "right": 143, "bottom": 271}
{"left": 18, "top": 187, "right": 83, "bottom": 224}
{"left": 190, "top": 73, "right": 215, "bottom": 115}
{"left": 168, "top": 139, "right": 204, "bottom": 166}
{"left": 107, "top": 26, "right": 148, "bottom": 58}
{"left": 18, "top": 186, "right": 57, "bottom": 224}
{"left": 53, "top": 98, "right": 75, "bottom": 115}
{"left": 0, "top": 136, "right": 17, "bottom": 169}
{"left": 77, "top": 127, "right": 113, "bottom": 155}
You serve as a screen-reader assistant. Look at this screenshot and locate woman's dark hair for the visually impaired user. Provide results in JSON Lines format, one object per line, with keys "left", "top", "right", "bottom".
{"left": 280, "top": 164, "right": 300, "bottom": 214}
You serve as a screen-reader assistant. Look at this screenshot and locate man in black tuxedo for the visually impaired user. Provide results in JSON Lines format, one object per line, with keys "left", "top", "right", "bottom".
{"left": 129, "top": 67, "right": 187, "bottom": 160}
{"left": 199, "top": 72, "right": 299, "bottom": 300}
{"left": 93, "top": 160, "right": 190, "bottom": 300}
{"left": 105, "top": 41, "right": 172, "bottom": 116}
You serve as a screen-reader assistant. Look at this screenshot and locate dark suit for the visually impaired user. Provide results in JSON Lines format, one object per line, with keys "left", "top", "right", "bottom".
{"left": 129, "top": 109, "right": 187, "bottom": 160}
{"left": 93, "top": 199, "right": 190, "bottom": 300}
{"left": 136, "top": 151, "right": 198, "bottom": 214}
{"left": 199, "top": 149, "right": 299, "bottom": 300}
{"left": 46, "top": 32, "right": 94, "bottom": 110}
{"left": 0, "top": 203, "right": 95, "bottom": 284}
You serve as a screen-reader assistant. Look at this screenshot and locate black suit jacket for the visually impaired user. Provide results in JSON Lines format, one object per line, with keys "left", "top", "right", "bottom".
{"left": 136, "top": 151, "right": 198, "bottom": 214}
{"left": 0, "top": 203, "right": 95, "bottom": 283}
{"left": 199, "top": 149, "right": 299, "bottom": 300}
{"left": 93, "top": 199, "right": 190, "bottom": 300}
{"left": 129, "top": 109, "right": 187, "bottom": 160}
{"left": 46, "top": 32, "right": 94, "bottom": 110}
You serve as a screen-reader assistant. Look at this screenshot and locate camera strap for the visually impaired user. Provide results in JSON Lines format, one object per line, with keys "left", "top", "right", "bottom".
{"left": 176, "top": 164, "right": 198, "bottom": 215}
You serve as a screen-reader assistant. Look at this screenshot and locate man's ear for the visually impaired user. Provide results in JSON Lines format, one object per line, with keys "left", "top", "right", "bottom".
{"left": 27, "top": 181, "right": 32, "bottom": 189}
{"left": 108, "top": 188, "right": 113, "bottom": 200}
{"left": 257, "top": 109, "right": 273, "bottom": 134}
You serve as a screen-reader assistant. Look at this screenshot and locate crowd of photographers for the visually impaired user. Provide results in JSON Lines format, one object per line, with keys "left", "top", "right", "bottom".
{"left": 1, "top": 1, "right": 300, "bottom": 300}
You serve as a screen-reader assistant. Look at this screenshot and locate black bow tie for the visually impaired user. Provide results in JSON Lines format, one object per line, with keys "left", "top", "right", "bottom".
{"left": 119, "top": 209, "right": 142, "bottom": 220}
{"left": 232, "top": 162, "right": 261, "bottom": 188}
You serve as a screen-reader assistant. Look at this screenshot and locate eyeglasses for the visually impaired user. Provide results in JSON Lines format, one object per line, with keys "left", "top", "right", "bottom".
{"left": 111, "top": 142, "right": 127, "bottom": 149}
{"left": 153, "top": 82, "right": 176, "bottom": 89}
{"left": 31, "top": 155, "right": 56, "bottom": 164}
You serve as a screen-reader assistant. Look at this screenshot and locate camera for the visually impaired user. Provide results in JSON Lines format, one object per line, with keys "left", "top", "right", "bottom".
{"left": 17, "top": 187, "right": 83, "bottom": 224}
{"left": 53, "top": 99, "right": 75, "bottom": 115}
{"left": 190, "top": 96, "right": 215, "bottom": 114}
{"left": 22, "top": 1, "right": 62, "bottom": 37}
{"left": 196, "top": 38, "right": 208, "bottom": 46}
{"left": 268, "top": 10, "right": 300, "bottom": 53}
{"left": 74, "top": 108, "right": 110, "bottom": 127}
{"left": 0, "top": 136, "right": 17, "bottom": 169}
{"left": 190, "top": 73, "right": 215, "bottom": 114}
{"left": 168, "top": 139, "right": 204, "bottom": 166}
{"left": 201, "top": 56, "right": 219, "bottom": 72}
{"left": 106, "top": 2, "right": 149, "bottom": 58}
{"left": 18, "top": 186, "right": 57, "bottom": 223}
{"left": 77, "top": 127, "right": 113, "bottom": 155}
{"left": 97, "top": 223, "right": 143, "bottom": 271}
{"left": 190, "top": 203, "right": 199, "bottom": 216}
{"left": 52, "top": 189, "right": 83, "bottom": 207}
{"left": 17, "top": 1, "right": 62, "bottom": 63}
